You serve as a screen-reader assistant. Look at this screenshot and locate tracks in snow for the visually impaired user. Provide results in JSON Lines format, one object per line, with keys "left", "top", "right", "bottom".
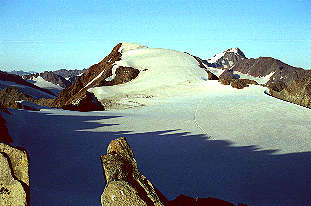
{"left": 193, "top": 97, "right": 211, "bottom": 139}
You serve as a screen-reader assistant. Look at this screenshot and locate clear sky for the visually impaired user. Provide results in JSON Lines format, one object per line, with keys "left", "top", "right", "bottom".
{"left": 0, "top": 0, "right": 310, "bottom": 72}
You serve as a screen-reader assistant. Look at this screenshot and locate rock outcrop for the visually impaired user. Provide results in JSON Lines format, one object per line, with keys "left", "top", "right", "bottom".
{"left": 207, "top": 48, "right": 246, "bottom": 69}
{"left": 52, "top": 43, "right": 141, "bottom": 111}
{"left": 100, "top": 137, "right": 247, "bottom": 206}
{"left": 269, "top": 77, "right": 311, "bottom": 108}
{"left": 100, "top": 137, "right": 168, "bottom": 206}
{"left": 61, "top": 91, "right": 105, "bottom": 112}
{"left": 0, "top": 143, "right": 29, "bottom": 206}
{"left": 230, "top": 57, "right": 311, "bottom": 87}
{"left": 219, "top": 69, "right": 239, "bottom": 81}
{"left": 0, "top": 86, "right": 53, "bottom": 110}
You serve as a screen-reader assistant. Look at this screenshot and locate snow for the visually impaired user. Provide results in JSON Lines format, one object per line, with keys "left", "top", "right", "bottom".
{"left": 3, "top": 43, "right": 311, "bottom": 206}
{"left": 89, "top": 43, "right": 208, "bottom": 103}
{"left": 207, "top": 51, "right": 225, "bottom": 63}
{"left": 28, "top": 76, "right": 63, "bottom": 90}
{"left": 5, "top": 81, "right": 311, "bottom": 206}
{"left": 207, "top": 48, "right": 240, "bottom": 64}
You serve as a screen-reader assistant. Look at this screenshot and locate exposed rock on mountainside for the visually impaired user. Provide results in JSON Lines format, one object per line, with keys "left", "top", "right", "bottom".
{"left": 0, "top": 87, "right": 53, "bottom": 109}
{"left": 24, "top": 71, "right": 71, "bottom": 88}
{"left": 219, "top": 69, "right": 239, "bottom": 81}
{"left": 269, "top": 77, "right": 311, "bottom": 108}
{"left": 0, "top": 143, "right": 29, "bottom": 206}
{"left": 53, "top": 68, "right": 87, "bottom": 83}
{"left": 52, "top": 43, "right": 141, "bottom": 111}
{"left": 0, "top": 71, "right": 55, "bottom": 97}
{"left": 207, "top": 48, "right": 246, "bottom": 69}
{"left": 230, "top": 57, "right": 311, "bottom": 87}
{"left": 101, "top": 137, "right": 168, "bottom": 206}
{"left": 62, "top": 91, "right": 104, "bottom": 112}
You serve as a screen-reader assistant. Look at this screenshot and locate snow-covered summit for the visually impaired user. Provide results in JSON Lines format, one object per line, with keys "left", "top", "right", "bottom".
{"left": 89, "top": 43, "right": 208, "bottom": 105}
{"left": 118, "top": 42, "right": 148, "bottom": 53}
{"left": 207, "top": 47, "right": 246, "bottom": 68}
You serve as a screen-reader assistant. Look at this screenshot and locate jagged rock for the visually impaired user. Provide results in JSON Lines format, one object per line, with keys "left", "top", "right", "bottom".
{"left": 0, "top": 143, "right": 29, "bottom": 206}
{"left": 62, "top": 91, "right": 104, "bottom": 112}
{"left": 100, "top": 137, "right": 168, "bottom": 206}
{"left": 52, "top": 43, "right": 123, "bottom": 108}
{"left": 230, "top": 57, "right": 311, "bottom": 87}
{"left": 269, "top": 77, "right": 311, "bottom": 108}
{"left": 102, "top": 66, "right": 140, "bottom": 86}
{"left": 207, "top": 48, "right": 246, "bottom": 69}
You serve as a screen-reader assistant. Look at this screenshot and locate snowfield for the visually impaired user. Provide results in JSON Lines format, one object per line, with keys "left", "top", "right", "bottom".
{"left": 3, "top": 43, "right": 311, "bottom": 206}
{"left": 5, "top": 81, "right": 311, "bottom": 206}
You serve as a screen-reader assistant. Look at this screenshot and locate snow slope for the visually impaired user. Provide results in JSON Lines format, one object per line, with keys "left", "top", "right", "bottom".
{"left": 89, "top": 43, "right": 208, "bottom": 103}
{"left": 5, "top": 81, "right": 311, "bottom": 206}
{"left": 27, "top": 76, "right": 63, "bottom": 95}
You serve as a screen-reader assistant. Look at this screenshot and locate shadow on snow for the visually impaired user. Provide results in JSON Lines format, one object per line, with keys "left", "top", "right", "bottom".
{"left": 9, "top": 110, "right": 311, "bottom": 206}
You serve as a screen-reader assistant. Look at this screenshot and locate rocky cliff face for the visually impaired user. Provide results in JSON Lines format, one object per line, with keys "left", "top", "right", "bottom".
{"left": 207, "top": 48, "right": 246, "bottom": 69}
{"left": 230, "top": 57, "right": 311, "bottom": 86}
{"left": 0, "top": 143, "right": 29, "bottom": 206}
{"left": 52, "top": 43, "right": 140, "bottom": 111}
{"left": 269, "top": 77, "right": 311, "bottom": 108}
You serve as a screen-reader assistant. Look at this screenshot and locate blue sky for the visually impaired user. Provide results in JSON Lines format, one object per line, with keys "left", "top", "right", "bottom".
{"left": 0, "top": 0, "right": 310, "bottom": 72}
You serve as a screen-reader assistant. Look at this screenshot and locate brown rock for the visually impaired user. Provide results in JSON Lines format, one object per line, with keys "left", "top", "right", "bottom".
{"left": 206, "top": 71, "right": 219, "bottom": 80}
{"left": 100, "top": 137, "right": 168, "bottom": 206}
{"left": 269, "top": 77, "right": 311, "bottom": 108}
{"left": 0, "top": 143, "right": 29, "bottom": 206}
{"left": 62, "top": 91, "right": 105, "bottom": 112}
{"left": 230, "top": 79, "right": 258, "bottom": 89}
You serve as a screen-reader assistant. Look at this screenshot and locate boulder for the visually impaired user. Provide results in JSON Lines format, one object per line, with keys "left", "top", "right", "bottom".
{"left": 0, "top": 143, "right": 29, "bottom": 206}
{"left": 100, "top": 137, "right": 168, "bottom": 206}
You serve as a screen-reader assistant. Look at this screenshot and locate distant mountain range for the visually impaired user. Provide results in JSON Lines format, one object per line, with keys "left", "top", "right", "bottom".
{"left": 1, "top": 43, "right": 310, "bottom": 110}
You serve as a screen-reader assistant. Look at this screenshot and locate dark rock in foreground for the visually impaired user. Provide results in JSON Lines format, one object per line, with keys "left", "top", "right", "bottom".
{"left": 100, "top": 137, "right": 168, "bottom": 206}
{"left": 100, "top": 137, "right": 247, "bottom": 206}
{"left": 0, "top": 143, "right": 29, "bottom": 206}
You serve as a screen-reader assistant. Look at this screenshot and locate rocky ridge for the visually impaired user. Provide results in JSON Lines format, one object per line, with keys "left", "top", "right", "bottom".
{"left": 23, "top": 71, "right": 71, "bottom": 89}
{"left": 0, "top": 71, "right": 56, "bottom": 97}
{"left": 52, "top": 43, "right": 142, "bottom": 111}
